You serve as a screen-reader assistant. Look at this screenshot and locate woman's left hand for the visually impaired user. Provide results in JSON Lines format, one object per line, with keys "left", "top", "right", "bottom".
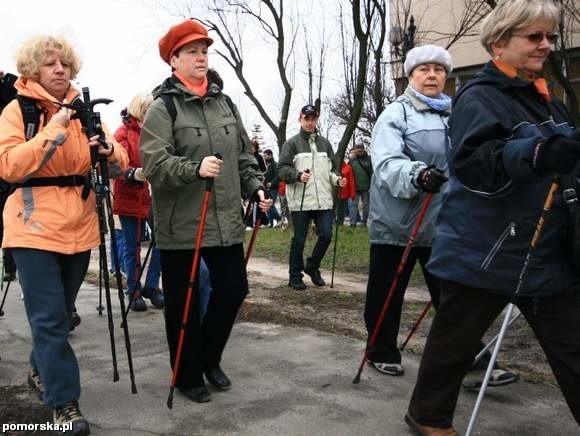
{"left": 256, "top": 189, "right": 273, "bottom": 212}
{"left": 88, "top": 134, "right": 114, "bottom": 157}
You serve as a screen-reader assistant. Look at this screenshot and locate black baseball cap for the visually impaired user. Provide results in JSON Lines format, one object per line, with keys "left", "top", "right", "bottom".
{"left": 300, "top": 104, "right": 318, "bottom": 117}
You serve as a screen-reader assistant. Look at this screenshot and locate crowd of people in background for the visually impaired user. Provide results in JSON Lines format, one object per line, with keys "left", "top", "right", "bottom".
{"left": 1, "top": 1, "right": 580, "bottom": 434}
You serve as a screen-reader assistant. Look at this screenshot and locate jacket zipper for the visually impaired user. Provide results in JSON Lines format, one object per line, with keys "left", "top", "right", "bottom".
{"left": 481, "top": 222, "right": 516, "bottom": 270}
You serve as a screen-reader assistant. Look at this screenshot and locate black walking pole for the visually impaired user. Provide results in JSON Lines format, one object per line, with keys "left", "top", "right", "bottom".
{"left": 122, "top": 229, "right": 156, "bottom": 321}
{"left": 96, "top": 258, "right": 104, "bottom": 315}
{"left": 0, "top": 280, "right": 11, "bottom": 317}
{"left": 330, "top": 195, "right": 342, "bottom": 288}
{"left": 299, "top": 169, "right": 311, "bottom": 212}
{"left": 353, "top": 193, "right": 433, "bottom": 384}
{"left": 465, "top": 178, "right": 559, "bottom": 436}
{"left": 71, "top": 88, "right": 137, "bottom": 393}
{"left": 167, "top": 153, "right": 221, "bottom": 409}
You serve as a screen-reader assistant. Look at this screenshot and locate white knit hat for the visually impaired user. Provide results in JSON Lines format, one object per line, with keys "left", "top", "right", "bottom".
{"left": 403, "top": 44, "right": 453, "bottom": 77}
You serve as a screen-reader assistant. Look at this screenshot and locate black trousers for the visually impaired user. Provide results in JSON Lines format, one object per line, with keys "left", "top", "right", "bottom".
{"left": 408, "top": 279, "right": 580, "bottom": 428}
{"left": 364, "top": 244, "right": 440, "bottom": 363}
{"left": 160, "top": 244, "right": 248, "bottom": 389}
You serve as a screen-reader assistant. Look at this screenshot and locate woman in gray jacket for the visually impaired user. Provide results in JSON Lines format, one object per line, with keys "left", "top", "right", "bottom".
{"left": 363, "top": 45, "right": 452, "bottom": 376}
{"left": 140, "top": 19, "right": 271, "bottom": 404}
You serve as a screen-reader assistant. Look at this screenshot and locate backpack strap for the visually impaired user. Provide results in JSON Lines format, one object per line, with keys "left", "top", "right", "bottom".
{"left": 16, "top": 95, "right": 44, "bottom": 140}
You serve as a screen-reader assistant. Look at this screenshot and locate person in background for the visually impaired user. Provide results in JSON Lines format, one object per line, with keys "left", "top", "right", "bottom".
{"left": 262, "top": 148, "right": 282, "bottom": 227}
{"left": 0, "top": 35, "right": 128, "bottom": 435}
{"left": 348, "top": 143, "right": 372, "bottom": 227}
{"left": 336, "top": 160, "right": 356, "bottom": 226}
{"left": 243, "top": 138, "right": 268, "bottom": 229}
{"left": 278, "top": 104, "right": 346, "bottom": 290}
{"left": 140, "top": 19, "right": 271, "bottom": 404}
{"left": 113, "top": 95, "right": 163, "bottom": 312}
{"left": 406, "top": 1, "right": 580, "bottom": 433}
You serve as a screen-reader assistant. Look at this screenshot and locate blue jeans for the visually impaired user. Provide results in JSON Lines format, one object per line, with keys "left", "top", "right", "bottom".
{"left": 349, "top": 191, "right": 369, "bottom": 225}
{"left": 198, "top": 257, "right": 212, "bottom": 320}
{"left": 109, "top": 228, "right": 125, "bottom": 274}
{"left": 12, "top": 248, "right": 90, "bottom": 407}
{"left": 289, "top": 209, "right": 334, "bottom": 279}
{"left": 119, "top": 216, "right": 161, "bottom": 295}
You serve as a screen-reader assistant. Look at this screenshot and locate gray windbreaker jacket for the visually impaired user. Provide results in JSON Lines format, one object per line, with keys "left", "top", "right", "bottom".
{"left": 139, "top": 74, "right": 264, "bottom": 249}
{"left": 278, "top": 128, "right": 340, "bottom": 211}
{"left": 369, "top": 86, "right": 449, "bottom": 246}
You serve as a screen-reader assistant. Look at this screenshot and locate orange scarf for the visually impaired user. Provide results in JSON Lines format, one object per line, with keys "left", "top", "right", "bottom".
{"left": 492, "top": 59, "right": 551, "bottom": 102}
{"left": 173, "top": 71, "right": 208, "bottom": 97}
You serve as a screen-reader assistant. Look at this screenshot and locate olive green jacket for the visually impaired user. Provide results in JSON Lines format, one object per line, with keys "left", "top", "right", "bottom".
{"left": 140, "top": 75, "right": 264, "bottom": 249}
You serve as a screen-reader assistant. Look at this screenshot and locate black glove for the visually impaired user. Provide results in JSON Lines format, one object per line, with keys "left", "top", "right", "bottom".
{"left": 532, "top": 135, "right": 580, "bottom": 176}
{"left": 124, "top": 168, "right": 144, "bottom": 186}
{"left": 252, "top": 188, "right": 271, "bottom": 202}
{"left": 417, "top": 166, "right": 448, "bottom": 193}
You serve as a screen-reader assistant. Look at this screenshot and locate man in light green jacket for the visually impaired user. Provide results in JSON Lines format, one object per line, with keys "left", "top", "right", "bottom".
{"left": 278, "top": 104, "right": 345, "bottom": 290}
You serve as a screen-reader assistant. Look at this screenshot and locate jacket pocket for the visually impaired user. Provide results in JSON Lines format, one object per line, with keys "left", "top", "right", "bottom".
{"left": 481, "top": 221, "right": 516, "bottom": 270}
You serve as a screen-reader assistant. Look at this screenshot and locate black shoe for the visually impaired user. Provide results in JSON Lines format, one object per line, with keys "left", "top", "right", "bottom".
{"left": 304, "top": 267, "right": 325, "bottom": 286}
{"left": 69, "top": 311, "right": 81, "bottom": 332}
{"left": 53, "top": 401, "right": 90, "bottom": 435}
{"left": 178, "top": 386, "right": 211, "bottom": 403}
{"left": 27, "top": 367, "right": 44, "bottom": 400}
{"left": 204, "top": 367, "right": 232, "bottom": 391}
{"left": 288, "top": 277, "right": 306, "bottom": 290}
{"left": 129, "top": 294, "right": 147, "bottom": 312}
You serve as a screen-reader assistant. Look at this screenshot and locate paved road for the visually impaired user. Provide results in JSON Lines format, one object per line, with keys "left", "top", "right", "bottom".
{"left": 0, "top": 258, "right": 577, "bottom": 435}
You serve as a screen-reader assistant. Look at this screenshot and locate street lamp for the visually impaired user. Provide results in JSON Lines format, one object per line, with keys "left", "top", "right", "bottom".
{"left": 389, "top": 15, "right": 416, "bottom": 95}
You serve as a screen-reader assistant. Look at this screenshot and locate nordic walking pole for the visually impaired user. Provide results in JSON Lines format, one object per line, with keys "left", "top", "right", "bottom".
{"left": 465, "top": 178, "right": 559, "bottom": 436}
{"left": 245, "top": 191, "right": 271, "bottom": 265}
{"left": 0, "top": 280, "right": 11, "bottom": 317}
{"left": 122, "top": 230, "right": 155, "bottom": 321}
{"left": 167, "top": 153, "right": 221, "bottom": 409}
{"left": 472, "top": 310, "right": 521, "bottom": 367}
{"left": 299, "top": 169, "right": 311, "bottom": 212}
{"left": 353, "top": 193, "right": 433, "bottom": 384}
{"left": 399, "top": 300, "right": 432, "bottom": 351}
{"left": 330, "top": 195, "right": 342, "bottom": 288}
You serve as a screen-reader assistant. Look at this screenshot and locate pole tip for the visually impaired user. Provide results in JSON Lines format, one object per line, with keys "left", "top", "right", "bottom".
{"left": 167, "top": 389, "right": 174, "bottom": 409}
{"left": 131, "top": 384, "right": 138, "bottom": 394}
{"left": 352, "top": 370, "right": 362, "bottom": 384}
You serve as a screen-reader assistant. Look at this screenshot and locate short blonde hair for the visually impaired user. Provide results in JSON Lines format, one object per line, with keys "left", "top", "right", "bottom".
{"left": 127, "top": 94, "right": 153, "bottom": 123}
{"left": 480, "top": 0, "right": 559, "bottom": 55}
{"left": 14, "top": 35, "right": 82, "bottom": 80}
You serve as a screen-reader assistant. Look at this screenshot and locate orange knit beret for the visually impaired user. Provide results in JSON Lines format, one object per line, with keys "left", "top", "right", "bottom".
{"left": 159, "top": 19, "right": 214, "bottom": 64}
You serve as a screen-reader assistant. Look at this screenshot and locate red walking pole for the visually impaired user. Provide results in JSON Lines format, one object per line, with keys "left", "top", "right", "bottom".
{"left": 167, "top": 154, "right": 220, "bottom": 409}
{"left": 352, "top": 193, "right": 433, "bottom": 384}
{"left": 244, "top": 192, "right": 270, "bottom": 266}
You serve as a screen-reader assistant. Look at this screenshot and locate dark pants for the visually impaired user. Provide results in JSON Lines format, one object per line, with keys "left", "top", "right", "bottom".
{"left": 160, "top": 244, "right": 248, "bottom": 389}
{"left": 364, "top": 244, "right": 440, "bottom": 363}
{"left": 289, "top": 209, "right": 334, "bottom": 279}
{"left": 12, "top": 248, "right": 90, "bottom": 407}
{"left": 409, "top": 280, "right": 580, "bottom": 428}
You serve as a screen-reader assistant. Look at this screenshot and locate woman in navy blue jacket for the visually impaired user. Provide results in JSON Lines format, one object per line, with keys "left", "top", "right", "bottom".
{"left": 406, "top": 0, "right": 580, "bottom": 434}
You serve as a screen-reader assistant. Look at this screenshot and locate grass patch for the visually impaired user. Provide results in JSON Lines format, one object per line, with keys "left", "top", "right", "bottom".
{"left": 245, "top": 225, "right": 426, "bottom": 285}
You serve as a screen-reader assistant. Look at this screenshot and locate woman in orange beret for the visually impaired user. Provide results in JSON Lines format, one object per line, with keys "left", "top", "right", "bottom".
{"left": 140, "top": 19, "right": 271, "bottom": 404}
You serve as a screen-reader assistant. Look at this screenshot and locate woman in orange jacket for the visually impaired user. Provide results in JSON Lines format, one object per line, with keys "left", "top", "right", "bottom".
{"left": 0, "top": 35, "right": 128, "bottom": 436}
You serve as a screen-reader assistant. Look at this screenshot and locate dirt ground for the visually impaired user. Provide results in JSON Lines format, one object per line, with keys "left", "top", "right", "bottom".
{"left": 0, "top": 257, "right": 557, "bottom": 434}
{"left": 240, "top": 267, "right": 557, "bottom": 387}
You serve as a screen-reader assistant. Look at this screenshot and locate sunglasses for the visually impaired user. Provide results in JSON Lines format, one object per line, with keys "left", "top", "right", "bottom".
{"left": 513, "top": 31, "right": 558, "bottom": 44}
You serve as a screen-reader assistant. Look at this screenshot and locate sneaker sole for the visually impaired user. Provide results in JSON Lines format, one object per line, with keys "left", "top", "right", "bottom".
{"left": 366, "top": 359, "right": 404, "bottom": 376}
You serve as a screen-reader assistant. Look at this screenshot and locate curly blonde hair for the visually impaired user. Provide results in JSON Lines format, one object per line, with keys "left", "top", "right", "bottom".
{"left": 15, "top": 35, "right": 82, "bottom": 80}
{"left": 480, "top": 0, "right": 559, "bottom": 55}
{"left": 127, "top": 94, "right": 153, "bottom": 123}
